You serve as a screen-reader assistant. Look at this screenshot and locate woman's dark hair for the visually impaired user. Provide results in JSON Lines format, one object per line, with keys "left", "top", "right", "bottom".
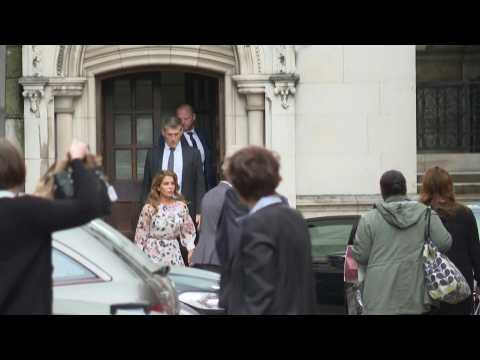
{"left": 419, "top": 166, "right": 462, "bottom": 217}
{"left": 380, "top": 170, "right": 407, "bottom": 200}
{"left": 0, "top": 139, "right": 26, "bottom": 190}
{"left": 226, "top": 146, "right": 281, "bottom": 201}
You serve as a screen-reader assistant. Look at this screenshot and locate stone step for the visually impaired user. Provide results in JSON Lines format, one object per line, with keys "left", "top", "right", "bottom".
{"left": 417, "top": 171, "right": 480, "bottom": 184}
{"left": 416, "top": 182, "right": 480, "bottom": 195}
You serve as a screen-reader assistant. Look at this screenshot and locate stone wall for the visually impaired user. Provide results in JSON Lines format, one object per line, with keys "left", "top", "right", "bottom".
{"left": 295, "top": 46, "right": 417, "bottom": 213}
{"left": 5, "top": 45, "right": 23, "bottom": 152}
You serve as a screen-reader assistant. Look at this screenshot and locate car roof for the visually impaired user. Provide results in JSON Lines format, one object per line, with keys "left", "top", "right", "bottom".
{"left": 306, "top": 214, "right": 360, "bottom": 223}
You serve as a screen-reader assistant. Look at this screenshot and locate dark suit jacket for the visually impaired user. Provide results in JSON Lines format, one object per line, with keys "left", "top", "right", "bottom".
{"left": 158, "top": 129, "right": 216, "bottom": 191}
{"left": 141, "top": 143, "right": 205, "bottom": 217}
{"left": 216, "top": 188, "right": 249, "bottom": 310}
{"left": 226, "top": 203, "right": 316, "bottom": 315}
{"left": 191, "top": 128, "right": 217, "bottom": 191}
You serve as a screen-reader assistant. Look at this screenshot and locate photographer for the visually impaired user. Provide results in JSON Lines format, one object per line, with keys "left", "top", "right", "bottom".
{"left": 0, "top": 139, "right": 106, "bottom": 314}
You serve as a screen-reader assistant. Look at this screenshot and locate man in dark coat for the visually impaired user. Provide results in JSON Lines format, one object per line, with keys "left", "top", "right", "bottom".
{"left": 176, "top": 104, "right": 217, "bottom": 191}
{"left": 223, "top": 146, "right": 316, "bottom": 315}
{"left": 140, "top": 116, "right": 205, "bottom": 226}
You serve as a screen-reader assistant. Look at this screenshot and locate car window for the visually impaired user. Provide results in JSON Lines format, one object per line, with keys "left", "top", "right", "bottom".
{"left": 308, "top": 221, "right": 355, "bottom": 260}
{"left": 472, "top": 211, "right": 480, "bottom": 239}
{"left": 52, "top": 248, "right": 98, "bottom": 283}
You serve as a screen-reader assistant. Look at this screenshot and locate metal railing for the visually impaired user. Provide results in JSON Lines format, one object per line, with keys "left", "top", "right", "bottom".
{"left": 417, "top": 81, "right": 480, "bottom": 153}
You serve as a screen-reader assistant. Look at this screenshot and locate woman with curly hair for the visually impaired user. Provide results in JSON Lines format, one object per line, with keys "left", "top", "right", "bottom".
{"left": 420, "top": 166, "right": 480, "bottom": 314}
{"left": 134, "top": 170, "right": 196, "bottom": 266}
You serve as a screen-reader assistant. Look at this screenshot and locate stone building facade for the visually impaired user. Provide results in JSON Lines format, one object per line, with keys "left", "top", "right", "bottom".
{"left": 1, "top": 45, "right": 422, "bottom": 235}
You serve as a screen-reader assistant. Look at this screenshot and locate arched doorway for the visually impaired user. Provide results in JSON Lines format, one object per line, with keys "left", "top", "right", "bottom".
{"left": 101, "top": 68, "right": 221, "bottom": 239}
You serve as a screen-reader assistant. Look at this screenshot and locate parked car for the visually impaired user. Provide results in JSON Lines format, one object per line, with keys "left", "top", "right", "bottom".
{"left": 306, "top": 215, "right": 360, "bottom": 314}
{"left": 179, "top": 215, "right": 361, "bottom": 315}
{"left": 52, "top": 219, "right": 179, "bottom": 315}
{"left": 168, "top": 266, "right": 224, "bottom": 315}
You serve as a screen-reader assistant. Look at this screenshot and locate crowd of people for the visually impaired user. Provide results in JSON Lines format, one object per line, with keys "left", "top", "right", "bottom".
{"left": 0, "top": 102, "right": 479, "bottom": 315}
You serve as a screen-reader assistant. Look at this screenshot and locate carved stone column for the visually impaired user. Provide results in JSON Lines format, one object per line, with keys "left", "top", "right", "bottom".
{"left": 268, "top": 73, "right": 299, "bottom": 207}
{"left": 232, "top": 74, "right": 270, "bottom": 147}
{"left": 19, "top": 76, "right": 49, "bottom": 193}
{"left": 50, "top": 78, "right": 86, "bottom": 159}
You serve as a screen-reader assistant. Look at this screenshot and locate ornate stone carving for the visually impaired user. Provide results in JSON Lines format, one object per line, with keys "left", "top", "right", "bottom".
{"left": 23, "top": 89, "right": 44, "bottom": 118}
{"left": 273, "top": 45, "right": 295, "bottom": 74}
{"left": 57, "top": 45, "right": 66, "bottom": 76}
{"left": 270, "top": 74, "right": 299, "bottom": 109}
{"left": 32, "top": 45, "right": 42, "bottom": 76}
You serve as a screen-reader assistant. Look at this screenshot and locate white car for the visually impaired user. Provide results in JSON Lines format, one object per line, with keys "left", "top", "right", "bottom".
{"left": 52, "top": 219, "right": 179, "bottom": 315}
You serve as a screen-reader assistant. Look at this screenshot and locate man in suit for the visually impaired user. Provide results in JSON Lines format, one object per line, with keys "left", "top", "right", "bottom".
{"left": 176, "top": 104, "right": 217, "bottom": 191}
{"left": 190, "top": 181, "right": 231, "bottom": 272}
{"left": 190, "top": 158, "right": 234, "bottom": 272}
{"left": 223, "top": 146, "right": 316, "bottom": 315}
{"left": 141, "top": 116, "right": 205, "bottom": 227}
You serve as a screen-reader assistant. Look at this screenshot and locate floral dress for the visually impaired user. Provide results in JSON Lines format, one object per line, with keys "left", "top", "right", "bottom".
{"left": 134, "top": 201, "right": 196, "bottom": 266}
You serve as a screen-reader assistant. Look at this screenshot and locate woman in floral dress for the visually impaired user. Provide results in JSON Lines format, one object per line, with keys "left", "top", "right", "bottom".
{"left": 134, "top": 170, "right": 196, "bottom": 266}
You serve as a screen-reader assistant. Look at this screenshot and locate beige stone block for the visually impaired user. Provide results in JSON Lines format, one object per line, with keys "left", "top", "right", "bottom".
{"left": 296, "top": 113, "right": 369, "bottom": 155}
{"left": 296, "top": 45, "right": 343, "bottom": 83}
{"left": 344, "top": 45, "right": 415, "bottom": 82}
{"left": 295, "top": 152, "right": 381, "bottom": 195}
{"left": 84, "top": 45, "right": 121, "bottom": 60}
{"left": 380, "top": 80, "right": 416, "bottom": 116}
{"left": 295, "top": 83, "right": 381, "bottom": 116}
{"left": 234, "top": 114, "right": 248, "bottom": 146}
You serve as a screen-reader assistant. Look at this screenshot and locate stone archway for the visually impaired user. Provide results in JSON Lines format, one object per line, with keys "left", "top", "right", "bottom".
{"left": 21, "top": 45, "right": 299, "bottom": 206}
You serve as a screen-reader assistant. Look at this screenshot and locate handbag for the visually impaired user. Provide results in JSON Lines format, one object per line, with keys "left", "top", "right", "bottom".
{"left": 423, "top": 207, "right": 471, "bottom": 304}
{"left": 344, "top": 245, "right": 358, "bottom": 283}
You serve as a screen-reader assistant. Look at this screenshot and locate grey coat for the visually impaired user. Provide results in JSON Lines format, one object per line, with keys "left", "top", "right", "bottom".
{"left": 191, "top": 182, "right": 231, "bottom": 266}
{"left": 352, "top": 195, "right": 452, "bottom": 315}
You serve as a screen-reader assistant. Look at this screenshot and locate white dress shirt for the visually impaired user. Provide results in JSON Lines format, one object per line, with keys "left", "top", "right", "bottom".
{"left": 161, "top": 141, "right": 183, "bottom": 191}
{"left": 183, "top": 129, "right": 205, "bottom": 166}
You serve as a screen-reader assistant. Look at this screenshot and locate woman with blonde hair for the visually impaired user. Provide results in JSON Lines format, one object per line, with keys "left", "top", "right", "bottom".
{"left": 134, "top": 170, "right": 196, "bottom": 266}
{"left": 420, "top": 166, "right": 480, "bottom": 314}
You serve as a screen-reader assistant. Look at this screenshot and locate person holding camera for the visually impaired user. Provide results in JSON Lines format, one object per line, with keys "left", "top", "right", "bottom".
{"left": 0, "top": 139, "right": 106, "bottom": 315}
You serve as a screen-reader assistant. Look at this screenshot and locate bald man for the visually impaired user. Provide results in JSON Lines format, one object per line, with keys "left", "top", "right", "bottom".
{"left": 176, "top": 104, "right": 216, "bottom": 191}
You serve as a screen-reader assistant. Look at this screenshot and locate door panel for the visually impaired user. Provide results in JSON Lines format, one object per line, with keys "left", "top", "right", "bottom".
{"left": 186, "top": 73, "right": 220, "bottom": 188}
{"left": 307, "top": 216, "right": 360, "bottom": 314}
{"left": 103, "top": 71, "right": 221, "bottom": 239}
{"left": 103, "top": 73, "right": 161, "bottom": 239}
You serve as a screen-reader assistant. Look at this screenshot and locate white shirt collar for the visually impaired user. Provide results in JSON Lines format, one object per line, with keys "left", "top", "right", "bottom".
{"left": 249, "top": 195, "right": 282, "bottom": 215}
{"left": 164, "top": 140, "right": 182, "bottom": 153}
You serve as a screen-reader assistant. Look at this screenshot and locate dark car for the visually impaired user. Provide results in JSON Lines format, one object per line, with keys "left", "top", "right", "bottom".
{"left": 306, "top": 215, "right": 360, "bottom": 314}
{"left": 169, "top": 214, "right": 362, "bottom": 315}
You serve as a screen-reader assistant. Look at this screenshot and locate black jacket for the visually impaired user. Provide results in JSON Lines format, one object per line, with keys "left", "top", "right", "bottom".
{"left": 141, "top": 142, "right": 205, "bottom": 217}
{"left": 216, "top": 188, "right": 249, "bottom": 309}
{"left": 0, "top": 160, "right": 103, "bottom": 314}
{"left": 436, "top": 205, "right": 480, "bottom": 314}
{"left": 226, "top": 203, "right": 316, "bottom": 315}
{"left": 183, "top": 130, "right": 216, "bottom": 191}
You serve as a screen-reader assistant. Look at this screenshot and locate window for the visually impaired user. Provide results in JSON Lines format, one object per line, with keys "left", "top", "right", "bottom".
{"left": 52, "top": 248, "right": 98, "bottom": 284}
{"left": 308, "top": 220, "right": 355, "bottom": 260}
